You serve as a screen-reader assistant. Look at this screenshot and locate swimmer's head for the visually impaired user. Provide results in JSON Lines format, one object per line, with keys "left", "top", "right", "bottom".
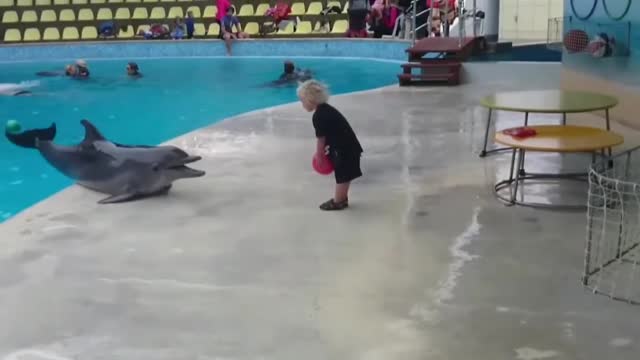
{"left": 127, "top": 62, "right": 140, "bottom": 76}
{"left": 65, "top": 64, "right": 76, "bottom": 76}
{"left": 297, "top": 79, "right": 329, "bottom": 112}
{"left": 75, "top": 59, "right": 88, "bottom": 68}
{"left": 284, "top": 61, "right": 295, "bottom": 74}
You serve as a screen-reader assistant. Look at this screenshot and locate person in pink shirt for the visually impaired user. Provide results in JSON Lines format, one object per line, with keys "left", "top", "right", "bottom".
{"left": 216, "top": 0, "right": 231, "bottom": 24}
{"left": 370, "top": 0, "right": 400, "bottom": 38}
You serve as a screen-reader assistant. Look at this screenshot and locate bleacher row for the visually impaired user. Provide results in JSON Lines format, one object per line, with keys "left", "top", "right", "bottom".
{"left": 0, "top": 0, "right": 351, "bottom": 42}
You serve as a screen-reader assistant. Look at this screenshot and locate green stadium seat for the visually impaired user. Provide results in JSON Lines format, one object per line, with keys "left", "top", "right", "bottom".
{"left": 327, "top": 1, "right": 341, "bottom": 8}
{"left": 206, "top": 22, "right": 219, "bottom": 36}
{"left": 3, "top": 29, "right": 21, "bottom": 42}
{"left": 72, "top": 0, "right": 88, "bottom": 4}
{"left": 97, "top": 8, "right": 113, "bottom": 19}
{"left": 178, "top": 0, "right": 191, "bottom": 2}
{"left": 295, "top": 20, "right": 312, "bottom": 34}
{"left": 143, "top": 0, "right": 157, "bottom": 3}
{"left": 202, "top": 5, "right": 216, "bottom": 18}
{"left": 78, "top": 8, "right": 94, "bottom": 20}
{"left": 108, "top": 0, "right": 123, "bottom": 3}
{"left": 23, "top": 28, "right": 41, "bottom": 41}
{"left": 21, "top": 10, "right": 38, "bottom": 22}
{"left": 136, "top": 24, "right": 149, "bottom": 34}
{"left": 278, "top": 21, "right": 294, "bottom": 34}
{"left": 40, "top": 10, "right": 57, "bottom": 22}
{"left": 255, "top": 3, "right": 270, "bottom": 15}
{"left": 132, "top": 7, "right": 148, "bottom": 19}
{"left": 343, "top": 2, "right": 349, "bottom": 12}
{"left": 238, "top": 4, "right": 253, "bottom": 16}
{"left": 90, "top": 0, "right": 106, "bottom": 3}
{"left": 62, "top": 26, "right": 80, "bottom": 40}
{"left": 244, "top": 22, "right": 259, "bottom": 35}
{"left": 186, "top": 6, "right": 200, "bottom": 17}
{"left": 118, "top": 25, "right": 134, "bottom": 38}
{"left": 290, "top": 2, "right": 305, "bottom": 15}
{"left": 168, "top": 6, "right": 183, "bottom": 18}
{"left": 43, "top": 27, "right": 60, "bottom": 41}
{"left": 115, "top": 7, "right": 131, "bottom": 19}
{"left": 149, "top": 6, "right": 165, "bottom": 19}
{"left": 81, "top": 26, "right": 97, "bottom": 39}
{"left": 59, "top": 9, "right": 76, "bottom": 21}
{"left": 306, "top": 2, "right": 322, "bottom": 14}
{"left": 332, "top": 19, "right": 347, "bottom": 33}
{"left": 0, "top": 0, "right": 14, "bottom": 6}
{"left": 2, "top": 11, "right": 18, "bottom": 23}
{"left": 36, "top": 0, "right": 52, "bottom": 5}
{"left": 160, "top": 0, "right": 173, "bottom": 2}
{"left": 126, "top": 0, "right": 141, "bottom": 2}
{"left": 16, "top": 0, "right": 32, "bottom": 6}
{"left": 53, "top": 0, "right": 70, "bottom": 4}
{"left": 194, "top": 23, "right": 205, "bottom": 36}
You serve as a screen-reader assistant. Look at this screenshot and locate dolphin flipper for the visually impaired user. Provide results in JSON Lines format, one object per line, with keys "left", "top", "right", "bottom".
{"left": 98, "top": 193, "right": 139, "bottom": 204}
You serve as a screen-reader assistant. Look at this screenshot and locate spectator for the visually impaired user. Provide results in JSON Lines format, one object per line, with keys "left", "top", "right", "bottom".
{"left": 370, "top": 0, "right": 401, "bottom": 38}
{"left": 137, "top": 24, "right": 171, "bottom": 39}
{"left": 261, "top": 1, "right": 298, "bottom": 35}
{"left": 171, "top": 16, "right": 186, "bottom": 39}
{"left": 185, "top": 11, "right": 195, "bottom": 39}
{"left": 427, "top": 0, "right": 457, "bottom": 37}
{"left": 346, "top": 0, "right": 370, "bottom": 37}
{"left": 317, "top": 4, "right": 341, "bottom": 33}
{"left": 221, "top": 6, "right": 249, "bottom": 55}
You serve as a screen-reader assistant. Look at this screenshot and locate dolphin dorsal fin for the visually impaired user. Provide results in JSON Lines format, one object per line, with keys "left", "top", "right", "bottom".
{"left": 80, "top": 119, "right": 106, "bottom": 145}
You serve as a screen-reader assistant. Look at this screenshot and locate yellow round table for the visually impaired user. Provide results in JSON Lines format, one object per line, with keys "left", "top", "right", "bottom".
{"left": 479, "top": 90, "right": 619, "bottom": 157}
{"left": 494, "top": 125, "right": 624, "bottom": 209}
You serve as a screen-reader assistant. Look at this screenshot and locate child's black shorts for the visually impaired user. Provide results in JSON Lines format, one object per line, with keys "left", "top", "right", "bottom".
{"left": 331, "top": 151, "right": 362, "bottom": 184}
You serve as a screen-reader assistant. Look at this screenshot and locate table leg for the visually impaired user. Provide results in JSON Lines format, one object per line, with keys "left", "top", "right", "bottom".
{"left": 508, "top": 148, "right": 517, "bottom": 183}
{"left": 605, "top": 108, "right": 613, "bottom": 163}
{"left": 480, "top": 108, "right": 492, "bottom": 157}
{"left": 519, "top": 112, "right": 529, "bottom": 175}
{"left": 562, "top": 112, "right": 567, "bottom": 125}
{"left": 510, "top": 149, "right": 525, "bottom": 205}
{"left": 524, "top": 112, "right": 529, "bottom": 126}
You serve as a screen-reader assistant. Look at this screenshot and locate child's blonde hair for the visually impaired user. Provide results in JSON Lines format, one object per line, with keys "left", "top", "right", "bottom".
{"left": 297, "top": 79, "right": 330, "bottom": 105}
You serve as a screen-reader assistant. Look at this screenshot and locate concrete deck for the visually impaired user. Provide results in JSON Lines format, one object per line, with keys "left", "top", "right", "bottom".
{"left": 2, "top": 64, "right": 640, "bottom": 359}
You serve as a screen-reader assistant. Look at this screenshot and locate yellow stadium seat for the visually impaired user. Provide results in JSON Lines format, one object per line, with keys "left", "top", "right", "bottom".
{"left": 97, "top": 8, "right": 113, "bottom": 19}
{"left": 238, "top": 4, "right": 253, "bottom": 16}
{"left": 108, "top": 0, "right": 123, "bottom": 3}
{"left": 202, "top": 5, "right": 216, "bottom": 18}
{"left": 53, "top": 0, "right": 69, "bottom": 4}
{"left": 0, "top": 0, "right": 14, "bottom": 6}
{"left": 91, "top": 0, "right": 105, "bottom": 3}
{"left": 343, "top": 1, "right": 349, "bottom": 12}
{"left": 40, "top": 10, "right": 57, "bottom": 22}
{"left": 132, "top": 7, "right": 148, "bottom": 19}
{"left": 327, "top": 0, "right": 341, "bottom": 8}
{"left": 35, "top": 0, "right": 51, "bottom": 5}
{"left": 3, "top": 29, "right": 21, "bottom": 42}
{"left": 118, "top": 25, "right": 134, "bottom": 38}
{"left": 295, "top": 20, "right": 312, "bottom": 34}
{"left": 160, "top": 0, "right": 173, "bottom": 2}
{"left": 16, "top": 0, "right": 32, "bottom": 6}
{"left": 244, "top": 22, "right": 259, "bottom": 35}
{"left": 306, "top": 2, "right": 323, "bottom": 14}
{"left": 278, "top": 21, "right": 294, "bottom": 34}
{"left": 72, "top": 0, "right": 88, "bottom": 4}
{"left": 21, "top": 10, "right": 37, "bottom": 22}
{"left": 81, "top": 26, "right": 97, "bottom": 39}
{"left": 194, "top": 23, "right": 205, "bottom": 36}
{"left": 136, "top": 24, "right": 149, "bottom": 34}
{"left": 78, "top": 8, "right": 94, "bottom": 20}
{"left": 178, "top": 0, "right": 191, "bottom": 2}
{"left": 43, "top": 27, "right": 60, "bottom": 41}
{"left": 126, "top": 0, "right": 140, "bottom": 2}
{"left": 115, "top": 8, "right": 130, "bottom": 19}
{"left": 2, "top": 11, "right": 18, "bottom": 23}
{"left": 62, "top": 26, "right": 79, "bottom": 40}
{"left": 255, "top": 3, "right": 270, "bottom": 15}
{"left": 207, "top": 23, "right": 219, "bottom": 36}
{"left": 168, "top": 6, "right": 183, "bottom": 18}
{"left": 143, "top": 0, "right": 157, "bottom": 2}
{"left": 149, "top": 7, "right": 165, "bottom": 19}
{"left": 186, "top": 6, "right": 200, "bottom": 17}
{"left": 332, "top": 19, "right": 348, "bottom": 33}
{"left": 290, "top": 3, "right": 305, "bottom": 15}
{"left": 24, "top": 28, "right": 40, "bottom": 41}
{"left": 59, "top": 9, "right": 76, "bottom": 21}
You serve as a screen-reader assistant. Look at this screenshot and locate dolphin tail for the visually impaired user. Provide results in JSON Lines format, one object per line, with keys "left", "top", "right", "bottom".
{"left": 5, "top": 123, "right": 56, "bottom": 149}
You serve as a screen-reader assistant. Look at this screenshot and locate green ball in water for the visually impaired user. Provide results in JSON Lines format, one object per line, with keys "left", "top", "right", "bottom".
{"left": 6, "top": 120, "right": 21, "bottom": 134}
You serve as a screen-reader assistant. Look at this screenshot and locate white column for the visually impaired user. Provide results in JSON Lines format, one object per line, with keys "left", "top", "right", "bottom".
{"left": 475, "top": 0, "right": 499, "bottom": 40}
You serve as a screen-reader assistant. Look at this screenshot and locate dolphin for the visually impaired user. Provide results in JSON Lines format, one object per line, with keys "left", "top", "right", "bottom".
{"left": 0, "top": 80, "right": 39, "bottom": 96}
{"left": 5, "top": 119, "right": 206, "bottom": 204}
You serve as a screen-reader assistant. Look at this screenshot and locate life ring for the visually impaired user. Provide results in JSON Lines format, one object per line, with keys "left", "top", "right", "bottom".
{"left": 602, "top": 0, "right": 631, "bottom": 21}
{"left": 570, "top": 0, "right": 598, "bottom": 20}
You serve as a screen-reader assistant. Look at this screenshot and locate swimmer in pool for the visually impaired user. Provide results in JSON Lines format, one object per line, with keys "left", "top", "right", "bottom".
{"left": 126, "top": 62, "right": 142, "bottom": 78}
{"left": 65, "top": 59, "right": 90, "bottom": 78}
{"left": 0, "top": 80, "right": 39, "bottom": 96}
{"left": 268, "top": 61, "right": 313, "bottom": 86}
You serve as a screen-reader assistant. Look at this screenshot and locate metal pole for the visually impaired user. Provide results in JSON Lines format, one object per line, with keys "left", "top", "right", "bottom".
{"left": 458, "top": 0, "right": 464, "bottom": 47}
{"left": 412, "top": 0, "right": 417, "bottom": 45}
{"left": 472, "top": 0, "right": 477, "bottom": 37}
{"left": 445, "top": 0, "right": 449, "bottom": 37}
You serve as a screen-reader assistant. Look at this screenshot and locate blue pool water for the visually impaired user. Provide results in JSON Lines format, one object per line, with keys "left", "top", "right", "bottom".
{"left": 0, "top": 57, "right": 399, "bottom": 222}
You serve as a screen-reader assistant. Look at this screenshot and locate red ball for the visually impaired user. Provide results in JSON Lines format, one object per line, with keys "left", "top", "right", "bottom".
{"left": 312, "top": 154, "right": 334, "bottom": 175}
{"left": 564, "top": 29, "right": 589, "bottom": 53}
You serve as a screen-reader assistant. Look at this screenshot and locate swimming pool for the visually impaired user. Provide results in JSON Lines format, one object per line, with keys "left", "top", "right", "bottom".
{"left": 0, "top": 57, "right": 400, "bottom": 222}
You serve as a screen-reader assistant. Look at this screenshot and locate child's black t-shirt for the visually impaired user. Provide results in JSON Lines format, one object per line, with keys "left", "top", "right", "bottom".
{"left": 312, "top": 103, "right": 363, "bottom": 155}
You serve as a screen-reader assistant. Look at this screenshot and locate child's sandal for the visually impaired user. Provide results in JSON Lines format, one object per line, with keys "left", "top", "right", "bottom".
{"left": 319, "top": 199, "right": 349, "bottom": 211}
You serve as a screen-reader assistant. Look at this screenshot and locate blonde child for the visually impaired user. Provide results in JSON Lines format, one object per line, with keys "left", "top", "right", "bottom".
{"left": 297, "top": 80, "right": 363, "bottom": 211}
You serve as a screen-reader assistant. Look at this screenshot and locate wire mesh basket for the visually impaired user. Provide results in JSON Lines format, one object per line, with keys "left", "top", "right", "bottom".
{"left": 585, "top": 146, "right": 640, "bottom": 305}
{"left": 547, "top": 16, "right": 630, "bottom": 57}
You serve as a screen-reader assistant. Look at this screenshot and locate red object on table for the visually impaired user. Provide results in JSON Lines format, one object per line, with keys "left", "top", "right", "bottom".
{"left": 503, "top": 127, "right": 537, "bottom": 139}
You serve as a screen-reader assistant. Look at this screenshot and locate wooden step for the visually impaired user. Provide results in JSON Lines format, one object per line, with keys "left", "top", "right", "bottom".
{"left": 401, "top": 62, "right": 461, "bottom": 70}
{"left": 397, "top": 73, "right": 460, "bottom": 86}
